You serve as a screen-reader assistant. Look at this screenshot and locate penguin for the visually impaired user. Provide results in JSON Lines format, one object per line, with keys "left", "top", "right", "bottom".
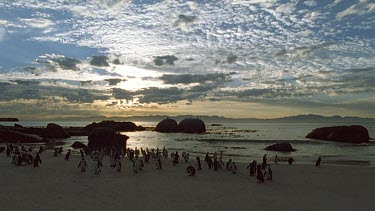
{"left": 213, "top": 158, "right": 218, "bottom": 171}
{"left": 54, "top": 149, "right": 58, "bottom": 157}
{"left": 78, "top": 158, "right": 88, "bottom": 172}
{"left": 114, "top": 159, "right": 121, "bottom": 172}
{"left": 65, "top": 150, "right": 71, "bottom": 161}
{"left": 196, "top": 157, "right": 202, "bottom": 170}
{"left": 315, "top": 157, "right": 321, "bottom": 167}
{"left": 257, "top": 165, "right": 265, "bottom": 183}
{"left": 33, "top": 153, "right": 42, "bottom": 167}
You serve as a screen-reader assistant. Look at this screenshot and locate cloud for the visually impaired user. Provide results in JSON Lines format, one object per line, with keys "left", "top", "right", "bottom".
{"left": 154, "top": 55, "right": 178, "bottom": 66}
{"left": 105, "top": 78, "right": 125, "bottom": 85}
{"left": 0, "top": 27, "right": 5, "bottom": 41}
{"left": 173, "top": 14, "right": 197, "bottom": 31}
{"left": 159, "top": 73, "right": 231, "bottom": 85}
{"left": 54, "top": 58, "right": 82, "bottom": 71}
{"left": 276, "top": 42, "right": 335, "bottom": 59}
{"left": 90, "top": 56, "right": 109, "bottom": 67}
{"left": 337, "top": 0, "right": 375, "bottom": 19}
{"left": 19, "top": 18, "right": 54, "bottom": 28}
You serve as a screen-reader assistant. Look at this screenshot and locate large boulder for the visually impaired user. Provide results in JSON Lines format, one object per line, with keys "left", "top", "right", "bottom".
{"left": 177, "top": 118, "right": 206, "bottom": 133}
{"left": 156, "top": 118, "right": 178, "bottom": 133}
{"left": 71, "top": 141, "right": 87, "bottom": 149}
{"left": 84, "top": 121, "right": 145, "bottom": 132}
{"left": 41, "top": 123, "right": 71, "bottom": 138}
{"left": 0, "top": 127, "right": 47, "bottom": 143}
{"left": 87, "top": 127, "right": 128, "bottom": 151}
{"left": 306, "top": 125, "right": 370, "bottom": 143}
{"left": 265, "top": 142, "right": 295, "bottom": 152}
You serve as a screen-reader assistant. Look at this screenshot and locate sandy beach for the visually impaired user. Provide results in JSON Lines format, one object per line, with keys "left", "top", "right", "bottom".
{"left": 1, "top": 151, "right": 374, "bottom": 211}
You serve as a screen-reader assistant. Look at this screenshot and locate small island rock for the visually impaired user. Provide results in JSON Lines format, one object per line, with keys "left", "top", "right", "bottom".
{"left": 41, "top": 123, "right": 71, "bottom": 139}
{"left": 71, "top": 141, "right": 87, "bottom": 149}
{"left": 306, "top": 125, "right": 370, "bottom": 143}
{"left": 155, "top": 118, "right": 178, "bottom": 133}
{"left": 264, "top": 142, "right": 295, "bottom": 152}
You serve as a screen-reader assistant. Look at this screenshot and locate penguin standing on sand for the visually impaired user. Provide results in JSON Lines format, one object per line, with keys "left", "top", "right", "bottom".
{"left": 213, "top": 158, "right": 218, "bottom": 171}
{"left": 94, "top": 159, "right": 101, "bottom": 175}
{"left": 133, "top": 156, "right": 140, "bottom": 173}
{"left": 65, "top": 149, "right": 71, "bottom": 161}
{"left": 53, "top": 149, "right": 58, "bottom": 157}
{"left": 196, "top": 157, "right": 202, "bottom": 170}
{"left": 231, "top": 162, "right": 238, "bottom": 174}
{"left": 33, "top": 153, "right": 42, "bottom": 167}
{"left": 257, "top": 165, "right": 265, "bottom": 183}
{"left": 247, "top": 161, "right": 256, "bottom": 176}
{"left": 78, "top": 158, "right": 88, "bottom": 172}
{"left": 114, "top": 159, "right": 122, "bottom": 172}
{"left": 156, "top": 157, "right": 162, "bottom": 169}
{"left": 315, "top": 157, "right": 321, "bottom": 167}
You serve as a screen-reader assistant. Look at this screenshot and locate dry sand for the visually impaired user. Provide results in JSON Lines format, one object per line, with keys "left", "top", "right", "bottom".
{"left": 0, "top": 151, "right": 374, "bottom": 211}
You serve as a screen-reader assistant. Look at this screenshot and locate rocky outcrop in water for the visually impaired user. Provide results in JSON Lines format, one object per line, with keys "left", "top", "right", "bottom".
{"left": 264, "top": 142, "right": 295, "bottom": 152}
{"left": 155, "top": 118, "right": 178, "bottom": 133}
{"left": 87, "top": 127, "right": 128, "bottom": 151}
{"left": 41, "top": 123, "right": 71, "bottom": 139}
{"left": 0, "top": 127, "right": 47, "bottom": 143}
{"left": 306, "top": 125, "right": 370, "bottom": 143}
{"left": 177, "top": 118, "right": 206, "bottom": 133}
{"left": 71, "top": 141, "right": 87, "bottom": 149}
{"left": 84, "top": 121, "right": 145, "bottom": 132}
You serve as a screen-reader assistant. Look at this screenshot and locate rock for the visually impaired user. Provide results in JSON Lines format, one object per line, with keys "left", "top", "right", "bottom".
{"left": 177, "top": 118, "right": 206, "bottom": 133}
{"left": 0, "top": 127, "right": 47, "bottom": 143}
{"left": 87, "top": 127, "right": 128, "bottom": 151}
{"left": 155, "top": 118, "right": 178, "bottom": 133}
{"left": 14, "top": 123, "right": 24, "bottom": 128}
{"left": 306, "top": 125, "right": 370, "bottom": 143}
{"left": 264, "top": 142, "right": 295, "bottom": 152}
{"left": 71, "top": 141, "right": 87, "bottom": 149}
{"left": 84, "top": 121, "right": 145, "bottom": 132}
{"left": 41, "top": 123, "right": 71, "bottom": 139}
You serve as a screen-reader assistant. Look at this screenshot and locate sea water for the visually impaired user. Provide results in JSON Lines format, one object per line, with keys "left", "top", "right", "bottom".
{"left": 1, "top": 121, "right": 374, "bottom": 166}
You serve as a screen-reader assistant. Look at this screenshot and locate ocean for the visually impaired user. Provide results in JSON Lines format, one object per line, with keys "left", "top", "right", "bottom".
{"left": 1, "top": 121, "right": 375, "bottom": 166}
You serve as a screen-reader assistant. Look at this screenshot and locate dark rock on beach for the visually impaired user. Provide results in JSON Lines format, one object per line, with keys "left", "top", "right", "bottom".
{"left": 87, "top": 127, "right": 128, "bottom": 151}
{"left": 84, "top": 121, "right": 146, "bottom": 132}
{"left": 306, "top": 125, "right": 370, "bottom": 143}
{"left": 0, "top": 127, "right": 47, "bottom": 143}
{"left": 71, "top": 141, "right": 87, "bottom": 149}
{"left": 264, "top": 142, "right": 295, "bottom": 152}
{"left": 155, "top": 118, "right": 178, "bottom": 133}
{"left": 41, "top": 123, "right": 71, "bottom": 139}
{"left": 178, "top": 118, "right": 206, "bottom": 133}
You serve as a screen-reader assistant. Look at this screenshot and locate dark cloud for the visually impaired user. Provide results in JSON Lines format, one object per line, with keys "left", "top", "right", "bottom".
{"left": 276, "top": 42, "right": 335, "bottom": 58}
{"left": 227, "top": 55, "right": 237, "bottom": 64}
{"left": 62, "top": 89, "right": 109, "bottom": 103}
{"left": 0, "top": 80, "right": 110, "bottom": 103}
{"left": 105, "top": 78, "right": 125, "bottom": 85}
{"left": 11, "top": 80, "right": 40, "bottom": 86}
{"left": 112, "top": 88, "right": 133, "bottom": 101}
{"left": 173, "top": 14, "right": 197, "bottom": 27}
{"left": 154, "top": 55, "right": 178, "bottom": 66}
{"left": 159, "top": 73, "right": 231, "bottom": 85}
{"left": 135, "top": 87, "right": 185, "bottom": 104}
{"left": 90, "top": 56, "right": 109, "bottom": 67}
{"left": 54, "top": 57, "right": 81, "bottom": 71}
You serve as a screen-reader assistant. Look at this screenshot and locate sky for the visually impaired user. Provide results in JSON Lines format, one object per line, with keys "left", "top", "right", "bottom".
{"left": 0, "top": 0, "right": 374, "bottom": 120}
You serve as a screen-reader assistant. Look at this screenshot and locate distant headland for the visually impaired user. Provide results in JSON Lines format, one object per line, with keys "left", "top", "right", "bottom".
{"left": 17, "top": 114, "right": 373, "bottom": 123}
{"left": 0, "top": 118, "right": 18, "bottom": 122}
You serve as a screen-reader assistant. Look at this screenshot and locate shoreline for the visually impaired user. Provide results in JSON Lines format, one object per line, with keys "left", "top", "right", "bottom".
{"left": 1, "top": 152, "right": 374, "bottom": 211}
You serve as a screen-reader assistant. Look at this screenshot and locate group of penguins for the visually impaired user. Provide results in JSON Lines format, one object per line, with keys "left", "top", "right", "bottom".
{"left": 3, "top": 145, "right": 323, "bottom": 182}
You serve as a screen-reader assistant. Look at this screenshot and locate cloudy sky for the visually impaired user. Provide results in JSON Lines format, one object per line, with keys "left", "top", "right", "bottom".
{"left": 0, "top": 0, "right": 374, "bottom": 119}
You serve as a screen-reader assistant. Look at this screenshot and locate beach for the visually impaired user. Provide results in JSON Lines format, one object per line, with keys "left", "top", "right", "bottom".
{"left": 1, "top": 151, "right": 374, "bottom": 211}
